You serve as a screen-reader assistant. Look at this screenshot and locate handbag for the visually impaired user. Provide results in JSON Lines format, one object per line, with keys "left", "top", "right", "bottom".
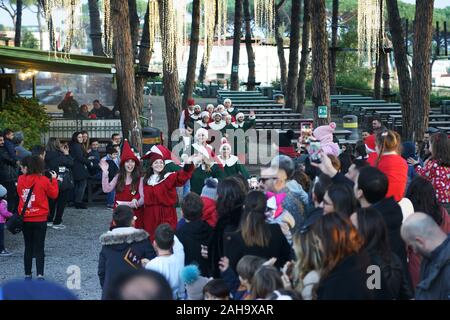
{"left": 6, "top": 185, "right": 35, "bottom": 235}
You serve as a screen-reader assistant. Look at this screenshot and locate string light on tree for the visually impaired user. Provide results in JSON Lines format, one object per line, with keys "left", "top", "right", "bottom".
{"left": 357, "top": 0, "right": 384, "bottom": 65}
{"left": 103, "top": 0, "right": 113, "bottom": 57}
{"left": 148, "top": 0, "right": 160, "bottom": 54}
{"left": 160, "top": 0, "right": 177, "bottom": 73}
{"left": 202, "top": 0, "right": 216, "bottom": 61}
{"left": 254, "top": 0, "right": 275, "bottom": 37}
{"left": 217, "top": 0, "right": 227, "bottom": 45}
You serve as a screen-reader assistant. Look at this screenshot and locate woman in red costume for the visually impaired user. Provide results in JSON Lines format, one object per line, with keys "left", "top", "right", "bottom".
{"left": 100, "top": 140, "right": 144, "bottom": 228}
{"left": 142, "top": 151, "right": 196, "bottom": 239}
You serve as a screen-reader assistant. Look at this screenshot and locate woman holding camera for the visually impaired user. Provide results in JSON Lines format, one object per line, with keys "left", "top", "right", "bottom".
{"left": 45, "top": 138, "right": 74, "bottom": 230}
{"left": 17, "top": 155, "right": 59, "bottom": 280}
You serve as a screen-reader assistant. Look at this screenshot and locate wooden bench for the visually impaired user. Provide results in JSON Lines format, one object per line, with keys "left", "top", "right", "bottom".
{"left": 339, "top": 101, "right": 394, "bottom": 114}
{"left": 234, "top": 104, "right": 284, "bottom": 109}
{"left": 220, "top": 99, "right": 277, "bottom": 104}
{"left": 240, "top": 108, "right": 292, "bottom": 113}
{"left": 244, "top": 113, "right": 302, "bottom": 119}
{"left": 394, "top": 121, "right": 450, "bottom": 132}
{"left": 437, "top": 126, "right": 450, "bottom": 133}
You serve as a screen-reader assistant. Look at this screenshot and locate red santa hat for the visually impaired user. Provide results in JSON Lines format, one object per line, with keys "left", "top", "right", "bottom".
{"left": 365, "top": 134, "right": 376, "bottom": 153}
{"left": 142, "top": 151, "right": 164, "bottom": 164}
{"left": 150, "top": 144, "right": 172, "bottom": 160}
{"left": 120, "top": 140, "right": 140, "bottom": 166}
{"left": 219, "top": 138, "right": 231, "bottom": 153}
{"left": 187, "top": 98, "right": 195, "bottom": 106}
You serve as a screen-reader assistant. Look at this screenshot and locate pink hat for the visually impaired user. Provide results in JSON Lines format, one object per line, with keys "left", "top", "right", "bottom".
{"left": 313, "top": 122, "right": 336, "bottom": 143}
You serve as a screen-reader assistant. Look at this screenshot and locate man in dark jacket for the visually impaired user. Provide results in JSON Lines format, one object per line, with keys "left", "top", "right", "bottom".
{"left": 401, "top": 212, "right": 450, "bottom": 300}
{"left": 354, "top": 166, "right": 412, "bottom": 293}
{"left": 98, "top": 206, "right": 156, "bottom": 300}
{"left": 89, "top": 100, "right": 112, "bottom": 119}
{"left": 176, "top": 193, "right": 212, "bottom": 276}
{"left": 0, "top": 134, "right": 18, "bottom": 213}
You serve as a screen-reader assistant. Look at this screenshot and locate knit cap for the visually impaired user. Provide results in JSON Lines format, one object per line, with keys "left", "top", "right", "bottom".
{"left": 180, "top": 265, "right": 211, "bottom": 300}
{"left": 201, "top": 178, "right": 218, "bottom": 201}
{"left": 0, "top": 184, "right": 6, "bottom": 198}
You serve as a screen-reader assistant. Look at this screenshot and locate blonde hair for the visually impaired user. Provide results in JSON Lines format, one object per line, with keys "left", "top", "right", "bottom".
{"left": 293, "top": 230, "right": 323, "bottom": 294}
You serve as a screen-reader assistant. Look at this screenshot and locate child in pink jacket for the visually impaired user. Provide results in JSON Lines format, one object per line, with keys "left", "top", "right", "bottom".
{"left": 0, "top": 184, "right": 13, "bottom": 256}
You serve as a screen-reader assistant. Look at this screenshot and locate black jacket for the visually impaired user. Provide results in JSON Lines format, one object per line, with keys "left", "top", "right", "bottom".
{"left": 90, "top": 106, "right": 112, "bottom": 119}
{"left": 98, "top": 227, "right": 156, "bottom": 300}
{"left": 176, "top": 220, "right": 213, "bottom": 276}
{"left": 69, "top": 142, "right": 91, "bottom": 181}
{"left": 368, "top": 251, "right": 414, "bottom": 300}
{"left": 317, "top": 252, "right": 375, "bottom": 300}
{"left": 371, "top": 197, "right": 409, "bottom": 272}
{"left": 45, "top": 150, "right": 74, "bottom": 172}
{"left": 223, "top": 223, "right": 292, "bottom": 273}
{"left": 0, "top": 146, "right": 18, "bottom": 183}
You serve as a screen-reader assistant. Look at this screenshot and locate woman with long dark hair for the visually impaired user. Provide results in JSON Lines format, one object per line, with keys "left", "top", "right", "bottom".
{"left": 405, "top": 176, "right": 450, "bottom": 288}
{"left": 351, "top": 208, "right": 413, "bottom": 299}
{"left": 45, "top": 138, "right": 74, "bottom": 229}
{"left": 100, "top": 140, "right": 144, "bottom": 229}
{"left": 17, "top": 155, "right": 59, "bottom": 280}
{"left": 69, "top": 132, "right": 92, "bottom": 209}
{"left": 208, "top": 176, "right": 247, "bottom": 277}
{"left": 223, "top": 191, "right": 291, "bottom": 273}
{"left": 408, "top": 133, "right": 450, "bottom": 212}
{"left": 322, "top": 183, "right": 358, "bottom": 218}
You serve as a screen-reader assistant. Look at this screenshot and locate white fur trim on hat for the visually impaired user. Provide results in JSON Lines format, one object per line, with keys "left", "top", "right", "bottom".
{"left": 196, "top": 128, "right": 209, "bottom": 139}
{"left": 200, "top": 111, "right": 209, "bottom": 118}
{"left": 212, "top": 112, "right": 222, "bottom": 119}
{"left": 223, "top": 98, "right": 232, "bottom": 104}
{"left": 236, "top": 112, "right": 245, "bottom": 119}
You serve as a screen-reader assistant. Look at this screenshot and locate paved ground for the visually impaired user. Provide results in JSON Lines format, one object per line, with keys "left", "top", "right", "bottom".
{"left": 1, "top": 205, "right": 112, "bottom": 300}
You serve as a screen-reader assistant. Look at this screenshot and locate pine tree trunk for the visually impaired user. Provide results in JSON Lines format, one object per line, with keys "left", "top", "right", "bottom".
{"left": 230, "top": 0, "right": 243, "bottom": 90}
{"left": 159, "top": 0, "right": 181, "bottom": 147}
{"left": 88, "top": 0, "right": 104, "bottom": 56}
{"left": 128, "top": 0, "right": 140, "bottom": 59}
{"left": 411, "top": 0, "right": 434, "bottom": 143}
{"left": 198, "top": 0, "right": 218, "bottom": 85}
{"left": 386, "top": 0, "right": 412, "bottom": 139}
{"left": 243, "top": 0, "right": 256, "bottom": 91}
{"left": 311, "top": 0, "right": 330, "bottom": 125}
{"left": 275, "top": 0, "right": 287, "bottom": 93}
{"left": 297, "top": 0, "right": 311, "bottom": 114}
{"left": 14, "top": 0, "right": 22, "bottom": 47}
{"left": 135, "top": 2, "right": 152, "bottom": 115}
{"left": 111, "top": 0, "right": 142, "bottom": 152}
{"left": 182, "top": 0, "right": 201, "bottom": 108}
{"left": 285, "top": 0, "right": 301, "bottom": 110}
{"left": 328, "top": 0, "right": 338, "bottom": 94}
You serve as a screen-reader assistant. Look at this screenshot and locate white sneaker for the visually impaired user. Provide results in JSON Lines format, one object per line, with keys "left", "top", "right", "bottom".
{"left": 47, "top": 222, "right": 53, "bottom": 227}
{"left": 0, "top": 249, "right": 12, "bottom": 257}
{"left": 52, "top": 224, "right": 66, "bottom": 230}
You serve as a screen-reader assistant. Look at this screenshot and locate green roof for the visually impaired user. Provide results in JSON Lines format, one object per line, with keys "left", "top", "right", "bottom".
{"left": 0, "top": 46, "right": 113, "bottom": 74}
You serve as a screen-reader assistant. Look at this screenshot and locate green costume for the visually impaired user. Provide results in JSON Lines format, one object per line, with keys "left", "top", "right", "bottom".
{"left": 218, "top": 155, "right": 249, "bottom": 179}
{"left": 190, "top": 163, "right": 225, "bottom": 195}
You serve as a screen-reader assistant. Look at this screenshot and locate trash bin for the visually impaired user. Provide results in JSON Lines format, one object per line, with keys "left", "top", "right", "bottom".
{"left": 342, "top": 115, "right": 359, "bottom": 140}
{"left": 142, "top": 127, "right": 162, "bottom": 155}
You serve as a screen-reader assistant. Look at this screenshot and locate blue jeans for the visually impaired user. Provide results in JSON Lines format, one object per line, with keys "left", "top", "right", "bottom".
{"left": 182, "top": 180, "right": 191, "bottom": 197}
{"left": 107, "top": 191, "right": 115, "bottom": 206}
{"left": 0, "top": 223, "right": 4, "bottom": 251}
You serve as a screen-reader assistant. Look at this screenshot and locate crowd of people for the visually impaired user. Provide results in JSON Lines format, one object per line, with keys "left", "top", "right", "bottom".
{"left": 1, "top": 96, "right": 450, "bottom": 301}
{"left": 57, "top": 92, "right": 118, "bottom": 119}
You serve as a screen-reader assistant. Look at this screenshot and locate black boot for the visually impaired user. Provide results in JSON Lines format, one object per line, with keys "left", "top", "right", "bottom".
{"left": 75, "top": 202, "right": 88, "bottom": 209}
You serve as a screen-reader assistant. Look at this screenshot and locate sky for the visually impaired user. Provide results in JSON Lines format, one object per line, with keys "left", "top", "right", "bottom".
{"left": 0, "top": 0, "right": 449, "bottom": 28}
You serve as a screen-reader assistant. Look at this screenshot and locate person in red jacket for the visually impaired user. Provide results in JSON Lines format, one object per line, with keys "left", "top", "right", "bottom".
{"left": 372, "top": 130, "right": 408, "bottom": 202}
{"left": 17, "top": 155, "right": 59, "bottom": 280}
{"left": 142, "top": 151, "right": 196, "bottom": 240}
{"left": 200, "top": 177, "right": 218, "bottom": 227}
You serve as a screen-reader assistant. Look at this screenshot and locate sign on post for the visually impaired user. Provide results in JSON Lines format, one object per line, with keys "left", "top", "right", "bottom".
{"left": 318, "top": 106, "right": 328, "bottom": 119}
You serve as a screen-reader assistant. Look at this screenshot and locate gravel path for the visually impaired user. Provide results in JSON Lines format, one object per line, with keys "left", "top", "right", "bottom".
{"left": 1, "top": 205, "right": 112, "bottom": 300}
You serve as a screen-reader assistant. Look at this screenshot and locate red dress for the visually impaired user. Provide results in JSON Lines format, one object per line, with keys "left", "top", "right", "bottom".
{"left": 143, "top": 164, "right": 194, "bottom": 239}
{"left": 114, "top": 183, "right": 144, "bottom": 229}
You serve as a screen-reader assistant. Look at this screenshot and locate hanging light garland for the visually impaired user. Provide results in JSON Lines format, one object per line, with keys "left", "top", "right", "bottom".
{"left": 42, "top": 0, "right": 82, "bottom": 58}
{"left": 160, "top": 0, "right": 177, "bottom": 73}
{"left": 357, "top": 0, "right": 384, "bottom": 65}
{"left": 102, "top": 0, "right": 113, "bottom": 57}
{"left": 254, "top": 0, "right": 274, "bottom": 37}
{"left": 202, "top": 0, "right": 216, "bottom": 62}
{"left": 217, "top": 0, "right": 227, "bottom": 45}
{"left": 148, "top": 0, "right": 160, "bottom": 54}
